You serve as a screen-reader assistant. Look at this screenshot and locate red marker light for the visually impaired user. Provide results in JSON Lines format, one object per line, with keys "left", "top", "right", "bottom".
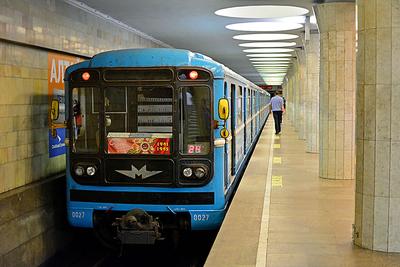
{"left": 82, "top": 72, "right": 90, "bottom": 81}
{"left": 189, "top": 70, "right": 199, "bottom": 80}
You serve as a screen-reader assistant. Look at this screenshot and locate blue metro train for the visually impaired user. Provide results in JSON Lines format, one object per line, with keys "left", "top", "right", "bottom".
{"left": 58, "top": 48, "right": 270, "bottom": 245}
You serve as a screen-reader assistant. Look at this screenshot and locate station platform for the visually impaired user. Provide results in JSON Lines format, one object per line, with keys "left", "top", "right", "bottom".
{"left": 205, "top": 118, "right": 400, "bottom": 267}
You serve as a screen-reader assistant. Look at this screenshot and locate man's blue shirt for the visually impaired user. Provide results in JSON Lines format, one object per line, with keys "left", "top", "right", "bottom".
{"left": 270, "top": 95, "right": 284, "bottom": 111}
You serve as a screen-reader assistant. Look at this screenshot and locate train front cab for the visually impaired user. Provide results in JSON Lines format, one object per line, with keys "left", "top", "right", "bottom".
{"left": 64, "top": 65, "right": 235, "bottom": 244}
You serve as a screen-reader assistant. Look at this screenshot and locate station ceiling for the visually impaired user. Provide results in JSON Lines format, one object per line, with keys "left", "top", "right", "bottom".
{"left": 77, "top": 0, "right": 315, "bottom": 85}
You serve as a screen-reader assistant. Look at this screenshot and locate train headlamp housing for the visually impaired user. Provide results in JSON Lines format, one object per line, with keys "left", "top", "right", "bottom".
{"left": 86, "top": 166, "right": 97, "bottom": 176}
{"left": 71, "top": 160, "right": 100, "bottom": 183}
{"left": 179, "top": 161, "right": 211, "bottom": 186}
{"left": 194, "top": 167, "right": 206, "bottom": 178}
{"left": 183, "top": 167, "right": 193, "bottom": 177}
{"left": 74, "top": 166, "right": 85, "bottom": 176}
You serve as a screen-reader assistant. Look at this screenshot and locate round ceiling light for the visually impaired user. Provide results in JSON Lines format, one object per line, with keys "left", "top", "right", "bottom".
{"left": 226, "top": 22, "right": 303, "bottom": 32}
{"left": 259, "top": 73, "right": 287, "bottom": 76}
{"left": 257, "top": 67, "right": 288, "bottom": 70}
{"left": 254, "top": 65, "right": 289, "bottom": 68}
{"left": 215, "top": 6, "right": 309, "bottom": 19}
{"left": 247, "top": 54, "right": 293, "bottom": 57}
{"left": 249, "top": 58, "right": 292, "bottom": 61}
{"left": 239, "top": 42, "right": 297, "bottom": 48}
{"left": 243, "top": 48, "right": 294, "bottom": 53}
{"left": 234, "top": 34, "right": 298, "bottom": 41}
{"left": 253, "top": 63, "right": 290, "bottom": 66}
{"left": 265, "top": 82, "right": 283, "bottom": 85}
{"left": 263, "top": 77, "right": 285, "bottom": 81}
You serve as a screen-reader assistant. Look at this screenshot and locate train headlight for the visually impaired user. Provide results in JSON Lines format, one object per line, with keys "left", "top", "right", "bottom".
{"left": 183, "top": 167, "right": 193, "bottom": 177}
{"left": 86, "top": 166, "right": 96, "bottom": 176}
{"left": 194, "top": 167, "right": 206, "bottom": 178}
{"left": 74, "top": 166, "right": 85, "bottom": 176}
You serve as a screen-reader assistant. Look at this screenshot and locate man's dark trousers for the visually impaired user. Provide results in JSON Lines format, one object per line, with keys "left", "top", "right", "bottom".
{"left": 273, "top": 111, "right": 283, "bottom": 134}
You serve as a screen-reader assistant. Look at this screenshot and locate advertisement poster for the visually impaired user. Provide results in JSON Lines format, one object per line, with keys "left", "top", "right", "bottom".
{"left": 107, "top": 133, "right": 171, "bottom": 155}
{"left": 48, "top": 52, "right": 82, "bottom": 158}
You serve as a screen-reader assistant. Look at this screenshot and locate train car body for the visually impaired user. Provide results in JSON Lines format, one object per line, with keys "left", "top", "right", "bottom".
{"left": 62, "top": 48, "right": 270, "bottom": 245}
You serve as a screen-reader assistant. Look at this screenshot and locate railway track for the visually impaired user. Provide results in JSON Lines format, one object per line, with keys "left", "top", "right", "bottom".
{"left": 43, "top": 230, "right": 217, "bottom": 267}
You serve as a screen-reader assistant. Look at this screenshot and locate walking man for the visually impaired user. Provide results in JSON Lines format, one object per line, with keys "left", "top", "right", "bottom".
{"left": 270, "top": 91, "right": 284, "bottom": 135}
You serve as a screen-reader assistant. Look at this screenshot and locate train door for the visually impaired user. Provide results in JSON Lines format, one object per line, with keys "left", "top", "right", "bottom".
{"left": 230, "top": 84, "right": 236, "bottom": 176}
{"left": 245, "top": 87, "right": 251, "bottom": 152}
{"left": 251, "top": 90, "right": 253, "bottom": 142}
{"left": 224, "top": 82, "right": 231, "bottom": 190}
{"left": 242, "top": 86, "right": 246, "bottom": 154}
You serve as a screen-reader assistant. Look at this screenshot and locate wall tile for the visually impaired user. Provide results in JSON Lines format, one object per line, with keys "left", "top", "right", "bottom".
{"left": 376, "top": 28, "right": 392, "bottom": 85}
{"left": 373, "top": 197, "right": 389, "bottom": 251}
{"left": 374, "top": 141, "right": 390, "bottom": 197}
{"left": 362, "top": 141, "right": 375, "bottom": 196}
{"left": 388, "top": 197, "right": 400, "bottom": 251}
{"left": 390, "top": 142, "right": 400, "bottom": 198}
{"left": 361, "top": 194, "right": 374, "bottom": 249}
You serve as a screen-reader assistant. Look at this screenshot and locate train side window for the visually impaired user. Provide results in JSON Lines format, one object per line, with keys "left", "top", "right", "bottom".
{"left": 237, "top": 85, "right": 243, "bottom": 126}
{"left": 246, "top": 88, "right": 250, "bottom": 120}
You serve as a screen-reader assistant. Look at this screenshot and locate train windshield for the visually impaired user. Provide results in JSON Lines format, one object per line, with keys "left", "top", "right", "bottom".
{"left": 179, "top": 86, "right": 211, "bottom": 155}
{"left": 71, "top": 85, "right": 211, "bottom": 155}
{"left": 104, "top": 86, "right": 173, "bottom": 155}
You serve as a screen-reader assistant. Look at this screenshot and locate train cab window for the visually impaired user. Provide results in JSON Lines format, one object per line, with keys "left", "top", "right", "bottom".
{"left": 179, "top": 86, "right": 211, "bottom": 155}
{"left": 72, "top": 87, "right": 100, "bottom": 153}
{"left": 105, "top": 86, "right": 173, "bottom": 155}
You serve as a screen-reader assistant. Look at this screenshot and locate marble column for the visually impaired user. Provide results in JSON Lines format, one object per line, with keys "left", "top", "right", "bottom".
{"left": 315, "top": 3, "right": 356, "bottom": 179}
{"left": 305, "top": 33, "right": 320, "bottom": 153}
{"left": 293, "top": 62, "right": 301, "bottom": 133}
{"left": 297, "top": 50, "right": 307, "bottom": 140}
{"left": 354, "top": 0, "right": 400, "bottom": 252}
{"left": 288, "top": 69, "right": 296, "bottom": 124}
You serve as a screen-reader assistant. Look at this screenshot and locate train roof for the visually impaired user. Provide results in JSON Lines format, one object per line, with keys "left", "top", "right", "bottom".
{"left": 66, "top": 48, "right": 266, "bottom": 93}
{"left": 66, "top": 48, "right": 221, "bottom": 76}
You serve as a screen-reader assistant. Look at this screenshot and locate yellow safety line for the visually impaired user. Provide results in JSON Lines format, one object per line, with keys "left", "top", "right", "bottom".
{"left": 273, "top": 157, "right": 282, "bottom": 164}
{"left": 272, "top": 175, "right": 283, "bottom": 187}
{"left": 255, "top": 126, "right": 274, "bottom": 267}
{"left": 273, "top": 144, "right": 281, "bottom": 149}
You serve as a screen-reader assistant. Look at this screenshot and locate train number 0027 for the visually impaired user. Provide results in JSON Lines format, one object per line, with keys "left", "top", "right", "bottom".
{"left": 193, "top": 214, "right": 209, "bottom": 221}
{"left": 71, "top": 211, "right": 85, "bottom": 219}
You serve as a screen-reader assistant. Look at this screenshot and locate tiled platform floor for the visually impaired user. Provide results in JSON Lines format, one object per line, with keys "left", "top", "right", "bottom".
{"left": 206, "top": 118, "right": 400, "bottom": 267}
{"left": 267, "top": 120, "right": 400, "bottom": 267}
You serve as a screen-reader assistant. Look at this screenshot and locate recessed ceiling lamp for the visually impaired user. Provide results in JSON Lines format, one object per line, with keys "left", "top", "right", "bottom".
{"left": 215, "top": 6, "right": 309, "bottom": 19}
{"left": 254, "top": 65, "right": 289, "bottom": 68}
{"left": 249, "top": 58, "right": 291, "bottom": 61}
{"left": 253, "top": 63, "right": 290, "bottom": 66}
{"left": 247, "top": 54, "right": 292, "bottom": 58}
{"left": 255, "top": 64, "right": 289, "bottom": 68}
{"left": 226, "top": 22, "right": 302, "bottom": 32}
{"left": 243, "top": 48, "right": 294, "bottom": 53}
{"left": 259, "top": 72, "right": 288, "bottom": 75}
{"left": 263, "top": 78, "right": 285, "bottom": 82}
{"left": 256, "top": 65, "right": 289, "bottom": 68}
{"left": 233, "top": 33, "right": 298, "bottom": 41}
{"left": 239, "top": 42, "right": 297, "bottom": 48}
{"left": 260, "top": 73, "right": 287, "bottom": 77}
{"left": 255, "top": 67, "right": 290, "bottom": 69}
{"left": 265, "top": 81, "right": 283, "bottom": 85}
{"left": 257, "top": 69, "right": 288, "bottom": 72}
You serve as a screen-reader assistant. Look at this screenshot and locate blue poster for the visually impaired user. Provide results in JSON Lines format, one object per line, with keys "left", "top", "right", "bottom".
{"left": 49, "top": 128, "right": 66, "bottom": 158}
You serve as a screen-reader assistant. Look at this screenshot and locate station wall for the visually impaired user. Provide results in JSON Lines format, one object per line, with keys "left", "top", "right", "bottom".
{"left": 0, "top": 0, "right": 167, "bottom": 265}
